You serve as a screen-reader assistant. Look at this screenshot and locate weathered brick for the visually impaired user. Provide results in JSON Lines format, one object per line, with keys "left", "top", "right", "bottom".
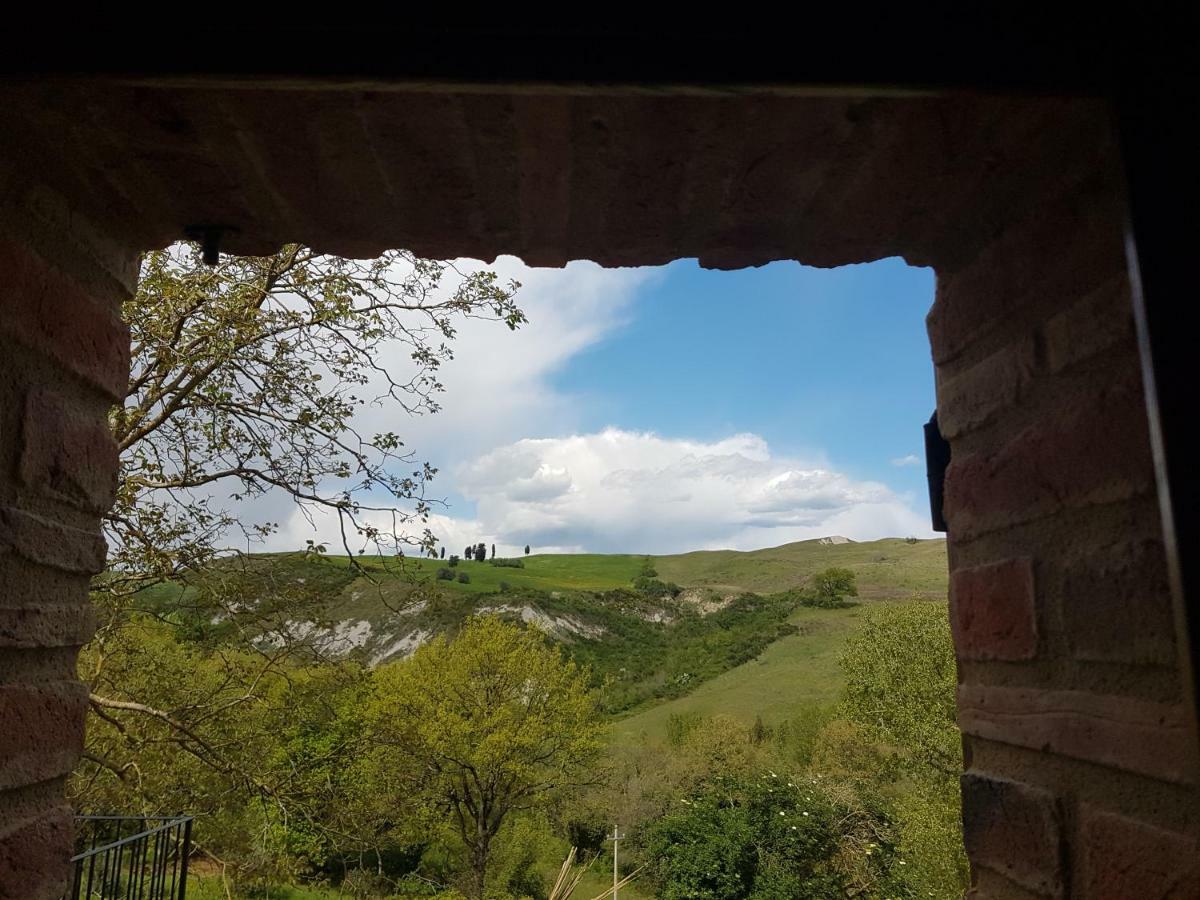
{"left": 0, "top": 682, "right": 88, "bottom": 791}
{"left": 951, "top": 557, "right": 1037, "bottom": 660}
{"left": 960, "top": 773, "right": 1063, "bottom": 897}
{"left": 0, "top": 604, "right": 95, "bottom": 649}
{"left": 1043, "top": 275, "right": 1135, "bottom": 374}
{"left": 927, "top": 185, "right": 1126, "bottom": 365}
{"left": 958, "top": 684, "right": 1195, "bottom": 784}
{"left": 0, "top": 235, "right": 129, "bottom": 402}
{"left": 936, "top": 337, "right": 1038, "bottom": 440}
{"left": 0, "top": 804, "right": 73, "bottom": 900}
{"left": 20, "top": 387, "right": 118, "bottom": 514}
{"left": 943, "top": 383, "right": 1153, "bottom": 540}
{"left": 0, "top": 505, "right": 106, "bottom": 575}
{"left": 1061, "top": 541, "right": 1177, "bottom": 665}
{"left": 1078, "top": 805, "right": 1200, "bottom": 899}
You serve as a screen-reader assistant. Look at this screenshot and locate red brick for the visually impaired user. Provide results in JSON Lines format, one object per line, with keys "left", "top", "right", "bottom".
{"left": 0, "top": 235, "right": 129, "bottom": 402}
{"left": 926, "top": 184, "right": 1125, "bottom": 365}
{"left": 936, "top": 337, "right": 1038, "bottom": 440}
{"left": 960, "top": 773, "right": 1063, "bottom": 897}
{"left": 0, "top": 604, "right": 95, "bottom": 649}
{"left": 0, "top": 682, "right": 88, "bottom": 791}
{"left": 0, "top": 505, "right": 107, "bottom": 575}
{"left": 20, "top": 387, "right": 119, "bottom": 514}
{"left": 951, "top": 557, "right": 1038, "bottom": 660}
{"left": 943, "top": 383, "right": 1153, "bottom": 540}
{"left": 1060, "top": 541, "right": 1176, "bottom": 666}
{"left": 0, "top": 804, "right": 73, "bottom": 900}
{"left": 958, "top": 685, "right": 1195, "bottom": 784}
{"left": 1043, "top": 275, "right": 1134, "bottom": 374}
{"left": 1078, "top": 805, "right": 1200, "bottom": 899}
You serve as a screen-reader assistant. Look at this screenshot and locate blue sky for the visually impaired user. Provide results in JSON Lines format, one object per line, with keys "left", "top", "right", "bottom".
{"left": 552, "top": 257, "right": 936, "bottom": 500}
{"left": 270, "top": 255, "right": 939, "bottom": 555}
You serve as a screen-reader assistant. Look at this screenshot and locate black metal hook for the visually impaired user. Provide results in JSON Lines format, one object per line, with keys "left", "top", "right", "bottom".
{"left": 925, "top": 411, "right": 950, "bottom": 533}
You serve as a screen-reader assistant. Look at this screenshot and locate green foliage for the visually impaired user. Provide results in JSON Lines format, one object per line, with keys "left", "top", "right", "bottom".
{"left": 822, "top": 600, "right": 968, "bottom": 898}
{"left": 364, "top": 618, "right": 603, "bottom": 898}
{"left": 488, "top": 558, "right": 525, "bottom": 568}
{"left": 631, "top": 557, "right": 682, "bottom": 599}
{"left": 74, "top": 612, "right": 372, "bottom": 884}
{"left": 456, "top": 571, "right": 470, "bottom": 584}
{"left": 838, "top": 601, "right": 959, "bottom": 778}
{"left": 632, "top": 574, "right": 682, "bottom": 598}
{"left": 771, "top": 705, "right": 836, "bottom": 767}
{"left": 436, "top": 568, "right": 454, "bottom": 581}
{"left": 545, "top": 589, "right": 805, "bottom": 714}
{"left": 107, "top": 244, "right": 523, "bottom": 599}
{"left": 808, "top": 567, "right": 858, "bottom": 607}
{"left": 666, "top": 712, "right": 706, "bottom": 747}
{"left": 646, "top": 773, "right": 903, "bottom": 899}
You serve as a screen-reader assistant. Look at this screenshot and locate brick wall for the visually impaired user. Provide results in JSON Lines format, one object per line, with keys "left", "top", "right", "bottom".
{"left": 0, "top": 84, "right": 1195, "bottom": 899}
{"left": 929, "top": 158, "right": 1200, "bottom": 896}
{"left": 0, "top": 174, "right": 137, "bottom": 899}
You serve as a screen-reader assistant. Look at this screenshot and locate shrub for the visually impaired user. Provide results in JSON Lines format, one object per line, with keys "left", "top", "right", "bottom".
{"left": 633, "top": 575, "right": 681, "bottom": 598}
{"left": 340, "top": 868, "right": 392, "bottom": 899}
{"left": 489, "top": 557, "right": 525, "bottom": 568}
{"left": 645, "top": 772, "right": 907, "bottom": 899}
{"left": 436, "top": 568, "right": 454, "bottom": 581}
{"left": 803, "top": 567, "right": 858, "bottom": 608}
{"left": 448, "top": 554, "right": 459, "bottom": 567}
{"left": 456, "top": 571, "right": 470, "bottom": 584}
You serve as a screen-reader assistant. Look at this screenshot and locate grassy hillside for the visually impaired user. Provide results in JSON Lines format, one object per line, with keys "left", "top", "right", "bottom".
{"left": 612, "top": 604, "right": 861, "bottom": 743}
{"left": 139, "top": 537, "right": 947, "bottom": 708}
{"left": 141, "top": 537, "right": 946, "bottom": 679}
{"left": 653, "top": 537, "right": 948, "bottom": 598}
{"left": 268, "top": 535, "right": 947, "bottom": 604}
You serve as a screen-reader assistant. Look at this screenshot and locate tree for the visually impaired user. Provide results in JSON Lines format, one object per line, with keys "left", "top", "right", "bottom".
{"left": 830, "top": 600, "right": 968, "bottom": 896}
{"left": 474, "top": 542, "right": 487, "bottom": 562}
{"left": 490, "top": 543, "right": 496, "bottom": 560}
{"left": 440, "top": 546, "right": 446, "bottom": 559}
{"left": 365, "top": 617, "right": 603, "bottom": 898}
{"left": 77, "top": 242, "right": 523, "bottom": 835}
{"left": 524, "top": 545, "right": 530, "bottom": 556}
{"left": 809, "top": 567, "right": 858, "bottom": 607}
{"left": 106, "top": 244, "right": 522, "bottom": 594}
{"left": 838, "top": 601, "right": 959, "bottom": 776}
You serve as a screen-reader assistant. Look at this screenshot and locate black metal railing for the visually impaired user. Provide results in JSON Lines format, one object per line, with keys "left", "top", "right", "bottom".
{"left": 66, "top": 815, "right": 193, "bottom": 900}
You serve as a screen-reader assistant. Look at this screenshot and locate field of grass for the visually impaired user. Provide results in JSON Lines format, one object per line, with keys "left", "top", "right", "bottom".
{"left": 611, "top": 604, "right": 861, "bottom": 744}
{"left": 285, "top": 551, "right": 647, "bottom": 595}
{"left": 653, "top": 537, "right": 948, "bottom": 599}
{"left": 570, "top": 866, "right": 652, "bottom": 900}
{"left": 147, "top": 537, "right": 945, "bottom": 620}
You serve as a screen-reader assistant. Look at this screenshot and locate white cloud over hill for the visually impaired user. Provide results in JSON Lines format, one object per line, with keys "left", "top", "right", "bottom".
{"left": 261, "top": 256, "right": 932, "bottom": 557}
{"left": 436, "top": 429, "right": 931, "bottom": 555}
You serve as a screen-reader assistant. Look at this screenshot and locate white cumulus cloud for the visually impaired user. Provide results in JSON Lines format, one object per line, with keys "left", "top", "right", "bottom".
{"left": 251, "top": 257, "right": 933, "bottom": 557}
{"left": 440, "top": 428, "right": 933, "bottom": 555}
